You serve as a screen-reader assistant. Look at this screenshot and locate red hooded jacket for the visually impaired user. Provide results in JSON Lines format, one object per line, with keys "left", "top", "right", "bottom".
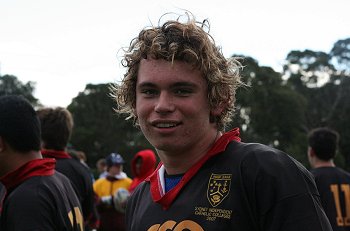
{"left": 129, "top": 149, "right": 157, "bottom": 193}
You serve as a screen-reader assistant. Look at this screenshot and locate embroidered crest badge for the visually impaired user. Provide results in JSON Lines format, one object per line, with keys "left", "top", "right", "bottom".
{"left": 207, "top": 174, "right": 231, "bottom": 207}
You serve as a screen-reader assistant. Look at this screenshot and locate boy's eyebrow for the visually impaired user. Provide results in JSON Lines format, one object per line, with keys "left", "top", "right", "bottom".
{"left": 137, "top": 82, "right": 156, "bottom": 88}
{"left": 137, "top": 81, "right": 197, "bottom": 88}
{"left": 172, "top": 82, "right": 197, "bottom": 88}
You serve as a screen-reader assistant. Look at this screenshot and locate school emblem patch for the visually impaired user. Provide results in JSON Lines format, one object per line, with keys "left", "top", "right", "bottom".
{"left": 207, "top": 174, "right": 231, "bottom": 207}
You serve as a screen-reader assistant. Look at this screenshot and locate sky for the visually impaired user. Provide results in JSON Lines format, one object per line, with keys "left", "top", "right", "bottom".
{"left": 1, "top": 0, "right": 349, "bottom": 107}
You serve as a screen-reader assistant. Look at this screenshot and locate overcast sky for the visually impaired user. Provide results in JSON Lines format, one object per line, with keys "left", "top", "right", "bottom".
{"left": 1, "top": 0, "right": 349, "bottom": 107}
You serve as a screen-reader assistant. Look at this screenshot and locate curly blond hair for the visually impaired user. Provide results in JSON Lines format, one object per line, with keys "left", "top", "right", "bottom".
{"left": 112, "top": 13, "right": 243, "bottom": 130}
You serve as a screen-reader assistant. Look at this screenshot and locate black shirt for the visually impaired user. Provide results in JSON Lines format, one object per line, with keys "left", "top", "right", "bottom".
{"left": 42, "top": 149, "right": 95, "bottom": 223}
{"left": 0, "top": 159, "right": 84, "bottom": 231}
{"left": 126, "top": 129, "right": 332, "bottom": 231}
{"left": 312, "top": 166, "right": 350, "bottom": 231}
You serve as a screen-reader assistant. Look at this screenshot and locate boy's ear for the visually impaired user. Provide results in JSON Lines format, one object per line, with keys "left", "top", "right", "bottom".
{"left": 308, "top": 147, "right": 316, "bottom": 158}
{"left": 310, "top": 148, "right": 316, "bottom": 157}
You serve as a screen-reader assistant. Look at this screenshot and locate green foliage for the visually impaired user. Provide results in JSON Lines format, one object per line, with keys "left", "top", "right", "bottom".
{"left": 67, "top": 83, "right": 152, "bottom": 175}
{"left": 282, "top": 39, "right": 350, "bottom": 170}
{"left": 230, "top": 56, "right": 308, "bottom": 164}
{"left": 329, "top": 77, "right": 350, "bottom": 170}
{"left": 330, "top": 38, "right": 350, "bottom": 73}
{"left": 229, "top": 37, "right": 350, "bottom": 169}
{"left": 284, "top": 50, "right": 335, "bottom": 88}
{"left": 0, "top": 74, "right": 39, "bottom": 105}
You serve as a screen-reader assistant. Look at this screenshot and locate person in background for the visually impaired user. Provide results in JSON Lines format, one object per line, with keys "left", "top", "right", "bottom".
{"left": 93, "top": 153, "right": 132, "bottom": 231}
{"left": 129, "top": 149, "right": 157, "bottom": 193}
{"left": 112, "top": 12, "right": 332, "bottom": 230}
{"left": 73, "top": 150, "right": 90, "bottom": 169}
{"left": 308, "top": 127, "right": 350, "bottom": 231}
{"left": 70, "top": 149, "right": 96, "bottom": 183}
{"left": 37, "top": 107, "right": 98, "bottom": 230}
{"left": 0, "top": 95, "right": 83, "bottom": 230}
{"left": 96, "top": 158, "right": 108, "bottom": 179}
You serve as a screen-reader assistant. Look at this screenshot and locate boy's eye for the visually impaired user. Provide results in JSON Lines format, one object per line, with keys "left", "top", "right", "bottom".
{"left": 141, "top": 89, "right": 158, "bottom": 96}
{"left": 174, "top": 88, "right": 192, "bottom": 95}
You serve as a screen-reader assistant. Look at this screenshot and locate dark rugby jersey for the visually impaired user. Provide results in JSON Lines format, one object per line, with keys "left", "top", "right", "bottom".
{"left": 0, "top": 158, "right": 84, "bottom": 231}
{"left": 42, "top": 149, "right": 95, "bottom": 223}
{"left": 311, "top": 167, "right": 350, "bottom": 231}
{"left": 126, "top": 129, "right": 332, "bottom": 231}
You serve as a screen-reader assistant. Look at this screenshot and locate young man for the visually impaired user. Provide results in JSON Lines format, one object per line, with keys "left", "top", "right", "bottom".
{"left": 0, "top": 95, "right": 83, "bottom": 230}
{"left": 37, "top": 107, "right": 98, "bottom": 230}
{"left": 308, "top": 127, "right": 350, "bottom": 231}
{"left": 113, "top": 13, "right": 333, "bottom": 230}
{"left": 93, "top": 153, "right": 132, "bottom": 231}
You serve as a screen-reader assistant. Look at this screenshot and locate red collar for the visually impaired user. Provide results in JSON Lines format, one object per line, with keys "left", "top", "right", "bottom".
{"left": 146, "top": 128, "right": 241, "bottom": 209}
{"left": 0, "top": 158, "right": 56, "bottom": 191}
{"left": 41, "top": 149, "right": 72, "bottom": 159}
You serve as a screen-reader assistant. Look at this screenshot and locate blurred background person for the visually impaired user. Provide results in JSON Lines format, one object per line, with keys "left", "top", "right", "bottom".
{"left": 0, "top": 95, "right": 83, "bottom": 230}
{"left": 96, "top": 158, "right": 108, "bottom": 179}
{"left": 72, "top": 150, "right": 90, "bottom": 169}
{"left": 37, "top": 107, "right": 98, "bottom": 230}
{"left": 93, "top": 153, "right": 132, "bottom": 231}
{"left": 129, "top": 149, "right": 157, "bottom": 193}
{"left": 70, "top": 149, "right": 96, "bottom": 183}
{"left": 308, "top": 127, "right": 350, "bottom": 231}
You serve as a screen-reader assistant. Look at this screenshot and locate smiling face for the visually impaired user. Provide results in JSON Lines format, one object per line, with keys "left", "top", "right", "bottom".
{"left": 135, "top": 58, "right": 221, "bottom": 157}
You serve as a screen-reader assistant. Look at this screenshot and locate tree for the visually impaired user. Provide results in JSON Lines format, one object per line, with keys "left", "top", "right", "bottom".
{"left": 0, "top": 74, "right": 39, "bottom": 105}
{"left": 67, "top": 83, "right": 152, "bottom": 175}
{"left": 283, "top": 50, "right": 335, "bottom": 88}
{"left": 330, "top": 38, "right": 350, "bottom": 74}
{"left": 328, "top": 38, "right": 350, "bottom": 169}
{"left": 230, "top": 56, "right": 308, "bottom": 164}
{"left": 282, "top": 38, "right": 350, "bottom": 169}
